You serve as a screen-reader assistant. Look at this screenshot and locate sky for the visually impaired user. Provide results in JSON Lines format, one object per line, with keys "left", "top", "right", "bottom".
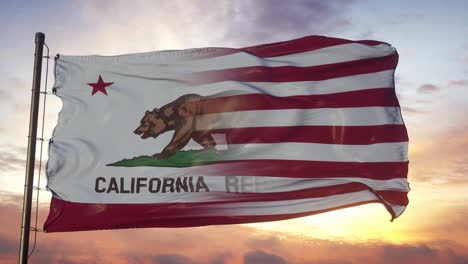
{"left": 0, "top": 0, "right": 467, "bottom": 263}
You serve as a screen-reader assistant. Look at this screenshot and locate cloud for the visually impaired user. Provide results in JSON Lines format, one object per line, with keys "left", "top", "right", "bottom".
{"left": 154, "top": 253, "right": 197, "bottom": 264}
{"left": 0, "top": 88, "right": 13, "bottom": 105}
{"left": 243, "top": 250, "right": 286, "bottom": 264}
{"left": 0, "top": 192, "right": 23, "bottom": 205}
{"left": 0, "top": 152, "right": 26, "bottom": 172}
{"left": 418, "top": 83, "right": 439, "bottom": 93}
{"left": 0, "top": 144, "right": 43, "bottom": 174}
{"left": 63, "top": 0, "right": 358, "bottom": 55}
{"left": 0, "top": 78, "right": 30, "bottom": 132}
{"left": 414, "top": 80, "right": 467, "bottom": 96}
{"left": 400, "top": 106, "right": 426, "bottom": 115}
{"left": 381, "top": 244, "right": 468, "bottom": 264}
{"left": 217, "top": 0, "right": 356, "bottom": 45}
{"left": 0, "top": 233, "right": 17, "bottom": 255}
{"left": 409, "top": 121, "right": 468, "bottom": 185}
{"left": 245, "top": 236, "right": 282, "bottom": 251}
{"left": 382, "top": 244, "right": 437, "bottom": 263}
{"left": 411, "top": 207, "right": 468, "bottom": 248}
{"left": 314, "top": 260, "right": 352, "bottom": 264}
{"left": 448, "top": 80, "right": 468, "bottom": 87}
{"left": 210, "top": 251, "right": 233, "bottom": 264}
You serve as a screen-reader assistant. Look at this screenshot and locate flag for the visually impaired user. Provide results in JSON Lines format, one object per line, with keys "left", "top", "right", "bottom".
{"left": 44, "top": 35, "right": 409, "bottom": 232}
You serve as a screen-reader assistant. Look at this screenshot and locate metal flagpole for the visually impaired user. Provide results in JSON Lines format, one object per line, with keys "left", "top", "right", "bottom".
{"left": 19, "top": 32, "right": 45, "bottom": 264}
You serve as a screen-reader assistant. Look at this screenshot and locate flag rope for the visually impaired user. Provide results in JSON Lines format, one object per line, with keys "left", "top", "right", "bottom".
{"left": 27, "top": 42, "right": 50, "bottom": 258}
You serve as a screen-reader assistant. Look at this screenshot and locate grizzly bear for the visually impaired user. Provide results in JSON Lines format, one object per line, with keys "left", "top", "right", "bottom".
{"left": 133, "top": 94, "right": 218, "bottom": 159}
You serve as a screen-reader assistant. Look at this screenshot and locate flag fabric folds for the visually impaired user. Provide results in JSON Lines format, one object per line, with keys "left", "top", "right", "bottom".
{"left": 44, "top": 35, "right": 409, "bottom": 232}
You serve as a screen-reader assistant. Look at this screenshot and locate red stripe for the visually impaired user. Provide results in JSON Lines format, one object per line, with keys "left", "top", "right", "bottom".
{"left": 376, "top": 190, "right": 409, "bottom": 206}
{"left": 185, "top": 54, "right": 398, "bottom": 85}
{"left": 214, "top": 185, "right": 408, "bottom": 206}
{"left": 191, "top": 160, "right": 409, "bottom": 180}
{"left": 197, "top": 88, "right": 399, "bottom": 114}
{"left": 44, "top": 183, "right": 406, "bottom": 232}
{"left": 240, "top": 35, "right": 388, "bottom": 58}
{"left": 189, "top": 35, "right": 389, "bottom": 60}
{"left": 200, "top": 125, "right": 408, "bottom": 145}
{"left": 44, "top": 198, "right": 380, "bottom": 232}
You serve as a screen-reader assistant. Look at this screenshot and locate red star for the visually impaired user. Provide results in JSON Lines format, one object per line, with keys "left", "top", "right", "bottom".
{"left": 87, "top": 75, "right": 113, "bottom": 95}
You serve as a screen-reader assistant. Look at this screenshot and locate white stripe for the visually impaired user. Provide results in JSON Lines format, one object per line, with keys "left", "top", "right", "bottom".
{"left": 61, "top": 43, "right": 395, "bottom": 74}
{"left": 63, "top": 177, "right": 406, "bottom": 208}
{"left": 181, "top": 43, "right": 394, "bottom": 71}
{"left": 218, "top": 142, "right": 408, "bottom": 162}
{"left": 195, "top": 107, "right": 403, "bottom": 129}
{"left": 188, "top": 190, "right": 398, "bottom": 217}
{"left": 194, "top": 70, "right": 395, "bottom": 97}
{"left": 264, "top": 43, "right": 394, "bottom": 66}
{"left": 59, "top": 175, "right": 408, "bottom": 204}
{"left": 387, "top": 203, "right": 406, "bottom": 217}
{"left": 62, "top": 188, "right": 405, "bottom": 218}
{"left": 202, "top": 177, "right": 410, "bottom": 193}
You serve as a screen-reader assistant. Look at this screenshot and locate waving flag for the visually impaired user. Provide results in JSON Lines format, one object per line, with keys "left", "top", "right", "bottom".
{"left": 44, "top": 35, "right": 409, "bottom": 232}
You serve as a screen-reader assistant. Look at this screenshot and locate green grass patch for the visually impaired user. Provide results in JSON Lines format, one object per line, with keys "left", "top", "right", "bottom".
{"left": 107, "top": 149, "right": 229, "bottom": 168}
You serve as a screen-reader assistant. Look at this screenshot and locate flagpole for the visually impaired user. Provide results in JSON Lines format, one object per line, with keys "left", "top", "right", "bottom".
{"left": 19, "top": 32, "right": 45, "bottom": 264}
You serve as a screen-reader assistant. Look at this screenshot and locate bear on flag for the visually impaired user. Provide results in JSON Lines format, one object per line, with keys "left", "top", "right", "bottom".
{"left": 44, "top": 35, "right": 409, "bottom": 232}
